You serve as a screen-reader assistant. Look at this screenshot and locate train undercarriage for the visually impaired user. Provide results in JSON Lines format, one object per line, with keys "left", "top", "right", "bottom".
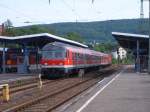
{"left": 41, "top": 64, "right": 111, "bottom": 78}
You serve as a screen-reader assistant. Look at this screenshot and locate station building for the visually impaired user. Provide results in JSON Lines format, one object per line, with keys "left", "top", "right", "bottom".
{"left": 112, "top": 32, "right": 148, "bottom": 72}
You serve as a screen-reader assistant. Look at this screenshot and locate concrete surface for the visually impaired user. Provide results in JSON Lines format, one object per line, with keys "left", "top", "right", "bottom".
{"left": 54, "top": 65, "right": 150, "bottom": 112}
{"left": 0, "top": 73, "right": 37, "bottom": 84}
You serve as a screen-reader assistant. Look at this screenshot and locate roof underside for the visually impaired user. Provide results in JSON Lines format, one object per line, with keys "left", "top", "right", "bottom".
{"left": 0, "top": 33, "right": 88, "bottom": 48}
{"left": 112, "top": 32, "right": 148, "bottom": 50}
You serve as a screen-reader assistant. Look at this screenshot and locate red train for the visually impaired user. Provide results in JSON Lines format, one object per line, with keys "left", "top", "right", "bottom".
{"left": 41, "top": 42, "right": 112, "bottom": 78}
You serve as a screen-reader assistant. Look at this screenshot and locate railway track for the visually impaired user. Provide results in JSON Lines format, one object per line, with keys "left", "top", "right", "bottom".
{"left": 0, "top": 77, "right": 39, "bottom": 88}
{"left": 1, "top": 65, "right": 120, "bottom": 112}
{"left": 4, "top": 77, "right": 99, "bottom": 112}
{"left": 0, "top": 77, "right": 84, "bottom": 111}
{"left": 0, "top": 79, "right": 54, "bottom": 96}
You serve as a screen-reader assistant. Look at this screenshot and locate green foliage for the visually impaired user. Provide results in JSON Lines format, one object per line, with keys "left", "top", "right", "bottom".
{"left": 93, "top": 43, "right": 117, "bottom": 52}
{"left": 4, "top": 25, "right": 55, "bottom": 36}
{"left": 4, "top": 25, "right": 85, "bottom": 44}
{"left": 4, "top": 18, "right": 149, "bottom": 45}
{"left": 64, "top": 32, "right": 84, "bottom": 43}
{"left": 122, "top": 54, "right": 134, "bottom": 64}
{"left": 112, "top": 58, "right": 118, "bottom": 64}
{"left": 46, "top": 18, "right": 148, "bottom": 43}
{"left": 4, "top": 19, "right": 13, "bottom": 29}
{"left": 112, "top": 54, "right": 134, "bottom": 65}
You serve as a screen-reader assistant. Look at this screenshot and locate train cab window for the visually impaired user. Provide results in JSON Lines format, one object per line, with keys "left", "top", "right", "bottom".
{"left": 42, "top": 44, "right": 66, "bottom": 59}
{"left": 55, "top": 51, "right": 65, "bottom": 59}
{"left": 42, "top": 50, "right": 66, "bottom": 59}
{"left": 42, "top": 51, "right": 53, "bottom": 59}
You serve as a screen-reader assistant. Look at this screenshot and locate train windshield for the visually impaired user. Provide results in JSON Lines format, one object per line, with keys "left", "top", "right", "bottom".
{"left": 42, "top": 45, "right": 66, "bottom": 59}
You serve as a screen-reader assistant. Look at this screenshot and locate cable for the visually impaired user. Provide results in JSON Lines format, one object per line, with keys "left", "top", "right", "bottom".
{"left": 0, "top": 3, "right": 34, "bottom": 20}
{"left": 0, "top": 3, "right": 47, "bottom": 24}
{"left": 92, "top": 0, "right": 95, "bottom": 4}
{"left": 61, "top": 0, "right": 82, "bottom": 22}
{"left": 0, "top": 0, "right": 100, "bottom": 24}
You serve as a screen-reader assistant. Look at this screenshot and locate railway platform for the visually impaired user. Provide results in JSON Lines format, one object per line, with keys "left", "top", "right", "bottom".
{"left": 0, "top": 73, "right": 37, "bottom": 84}
{"left": 54, "top": 65, "right": 150, "bottom": 112}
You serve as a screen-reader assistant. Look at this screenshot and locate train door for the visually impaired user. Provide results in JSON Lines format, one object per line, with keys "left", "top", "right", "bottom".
{"left": 67, "top": 50, "right": 72, "bottom": 65}
{"left": 72, "top": 52, "right": 76, "bottom": 66}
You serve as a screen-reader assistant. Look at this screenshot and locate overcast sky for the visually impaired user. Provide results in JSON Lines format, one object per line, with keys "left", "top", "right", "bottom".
{"left": 0, "top": 0, "right": 149, "bottom": 26}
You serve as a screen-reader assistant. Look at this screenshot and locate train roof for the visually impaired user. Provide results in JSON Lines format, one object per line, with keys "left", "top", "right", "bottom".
{"left": 43, "top": 42, "right": 109, "bottom": 56}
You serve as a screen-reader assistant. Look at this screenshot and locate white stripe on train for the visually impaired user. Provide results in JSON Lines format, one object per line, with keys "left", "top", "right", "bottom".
{"left": 41, "top": 63, "right": 110, "bottom": 69}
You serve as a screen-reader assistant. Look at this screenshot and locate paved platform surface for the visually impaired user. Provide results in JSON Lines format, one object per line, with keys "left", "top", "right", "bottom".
{"left": 54, "top": 65, "right": 150, "bottom": 112}
{"left": 0, "top": 73, "right": 37, "bottom": 84}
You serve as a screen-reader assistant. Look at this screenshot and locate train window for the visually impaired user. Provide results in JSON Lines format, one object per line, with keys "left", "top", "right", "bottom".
{"left": 55, "top": 51, "right": 65, "bottom": 59}
{"left": 66, "top": 50, "right": 69, "bottom": 58}
{"left": 42, "top": 44, "right": 67, "bottom": 59}
{"left": 75, "top": 53, "right": 78, "bottom": 59}
{"left": 72, "top": 53, "right": 75, "bottom": 60}
{"left": 42, "top": 50, "right": 66, "bottom": 59}
{"left": 42, "top": 51, "right": 53, "bottom": 59}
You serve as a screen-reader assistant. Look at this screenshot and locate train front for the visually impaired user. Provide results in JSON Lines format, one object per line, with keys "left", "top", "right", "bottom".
{"left": 41, "top": 43, "right": 68, "bottom": 78}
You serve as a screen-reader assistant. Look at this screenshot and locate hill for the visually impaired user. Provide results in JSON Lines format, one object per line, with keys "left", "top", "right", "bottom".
{"left": 39, "top": 18, "right": 149, "bottom": 43}
{"left": 6, "top": 18, "right": 149, "bottom": 44}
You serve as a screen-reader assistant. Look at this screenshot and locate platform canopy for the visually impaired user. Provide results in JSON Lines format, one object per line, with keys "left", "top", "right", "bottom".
{"left": 112, "top": 32, "right": 149, "bottom": 50}
{"left": 0, "top": 33, "right": 88, "bottom": 48}
{"left": 112, "top": 32, "right": 149, "bottom": 72}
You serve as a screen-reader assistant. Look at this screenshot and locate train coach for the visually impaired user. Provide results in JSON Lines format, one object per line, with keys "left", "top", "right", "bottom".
{"left": 41, "top": 42, "right": 112, "bottom": 78}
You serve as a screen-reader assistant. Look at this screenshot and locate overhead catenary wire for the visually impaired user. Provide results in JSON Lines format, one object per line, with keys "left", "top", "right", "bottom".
{"left": 1, "top": 0, "right": 99, "bottom": 25}
{"left": 0, "top": 0, "right": 82, "bottom": 24}
{"left": 0, "top": 3, "right": 35, "bottom": 20}
{"left": 92, "top": 0, "right": 95, "bottom": 4}
{"left": 61, "top": 0, "right": 83, "bottom": 22}
{"left": 0, "top": 2, "right": 47, "bottom": 24}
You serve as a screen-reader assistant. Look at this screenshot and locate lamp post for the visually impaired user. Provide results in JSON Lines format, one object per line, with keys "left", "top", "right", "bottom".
{"left": 142, "top": 0, "right": 150, "bottom": 73}
{"left": 148, "top": 0, "right": 150, "bottom": 73}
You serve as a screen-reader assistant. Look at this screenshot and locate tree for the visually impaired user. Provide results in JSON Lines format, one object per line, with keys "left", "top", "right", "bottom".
{"left": 93, "top": 43, "right": 118, "bottom": 52}
{"left": 65, "top": 32, "right": 84, "bottom": 43}
{"left": 3, "top": 19, "right": 13, "bottom": 29}
{"left": 4, "top": 25, "right": 56, "bottom": 36}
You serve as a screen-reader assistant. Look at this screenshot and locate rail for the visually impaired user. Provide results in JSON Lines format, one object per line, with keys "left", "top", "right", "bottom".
{"left": 2, "top": 65, "right": 119, "bottom": 112}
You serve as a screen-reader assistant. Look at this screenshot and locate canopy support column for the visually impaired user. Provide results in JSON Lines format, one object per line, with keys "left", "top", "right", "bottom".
{"left": 136, "top": 40, "right": 140, "bottom": 72}
{"left": 18, "top": 44, "right": 29, "bottom": 74}
{"left": 2, "top": 42, "right": 6, "bottom": 73}
{"left": 23, "top": 44, "right": 29, "bottom": 74}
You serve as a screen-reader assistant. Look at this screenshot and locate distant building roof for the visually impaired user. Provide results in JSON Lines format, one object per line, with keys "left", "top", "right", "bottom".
{"left": 0, "top": 33, "right": 88, "bottom": 48}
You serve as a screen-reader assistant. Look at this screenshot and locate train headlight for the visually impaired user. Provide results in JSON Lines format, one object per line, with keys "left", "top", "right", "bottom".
{"left": 68, "top": 59, "right": 69, "bottom": 64}
{"left": 44, "top": 63, "right": 48, "bottom": 65}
